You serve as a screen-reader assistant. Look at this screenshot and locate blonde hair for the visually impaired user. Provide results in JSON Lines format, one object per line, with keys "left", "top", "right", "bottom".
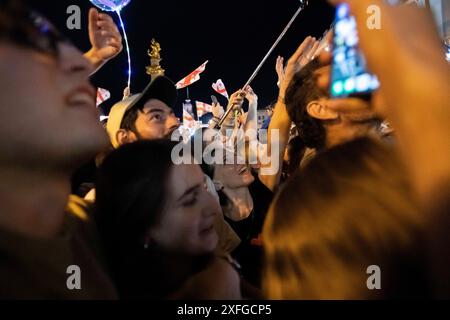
{"left": 263, "top": 138, "right": 427, "bottom": 299}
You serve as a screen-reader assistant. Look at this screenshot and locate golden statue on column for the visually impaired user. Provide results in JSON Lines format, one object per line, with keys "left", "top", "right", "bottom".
{"left": 146, "top": 39, "right": 165, "bottom": 80}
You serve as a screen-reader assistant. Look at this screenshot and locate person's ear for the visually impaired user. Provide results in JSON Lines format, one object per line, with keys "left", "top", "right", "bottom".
{"left": 116, "top": 129, "right": 137, "bottom": 146}
{"left": 306, "top": 100, "right": 339, "bottom": 121}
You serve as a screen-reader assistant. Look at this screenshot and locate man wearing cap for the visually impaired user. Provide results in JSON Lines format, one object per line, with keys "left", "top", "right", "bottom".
{"left": 83, "top": 75, "right": 180, "bottom": 201}
{"left": 98, "top": 77, "right": 241, "bottom": 255}
{"left": 106, "top": 76, "right": 181, "bottom": 147}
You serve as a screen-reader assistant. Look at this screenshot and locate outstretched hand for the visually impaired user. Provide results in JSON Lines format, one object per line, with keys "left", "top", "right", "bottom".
{"left": 280, "top": 36, "right": 320, "bottom": 96}
{"left": 244, "top": 86, "right": 258, "bottom": 104}
{"left": 85, "top": 8, "right": 123, "bottom": 69}
{"left": 327, "top": 0, "right": 450, "bottom": 204}
{"left": 227, "top": 90, "right": 246, "bottom": 112}
{"left": 212, "top": 102, "right": 225, "bottom": 119}
{"left": 275, "top": 56, "right": 286, "bottom": 87}
{"left": 326, "top": 0, "right": 448, "bottom": 113}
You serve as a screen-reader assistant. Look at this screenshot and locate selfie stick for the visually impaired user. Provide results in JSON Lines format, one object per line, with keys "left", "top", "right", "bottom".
{"left": 215, "top": 0, "right": 309, "bottom": 129}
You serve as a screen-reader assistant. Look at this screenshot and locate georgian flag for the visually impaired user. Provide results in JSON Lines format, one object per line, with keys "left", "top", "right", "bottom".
{"left": 96, "top": 88, "right": 111, "bottom": 107}
{"left": 195, "top": 101, "right": 213, "bottom": 118}
{"left": 176, "top": 61, "right": 209, "bottom": 89}
{"left": 183, "top": 109, "right": 195, "bottom": 128}
{"left": 212, "top": 79, "right": 229, "bottom": 99}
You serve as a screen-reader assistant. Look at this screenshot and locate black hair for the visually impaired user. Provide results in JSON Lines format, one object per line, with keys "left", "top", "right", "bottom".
{"left": 120, "top": 107, "right": 140, "bottom": 132}
{"left": 190, "top": 128, "right": 216, "bottom": 180}
{"left": 285, "top": 60, "right": 328, "bottom": 150}
{"left": 0, "top": 0, "right": 64, "bottom": 57}
{"left": 0, "top": 0, "right": 30, "bottom": 42}
{"left": 285, "top": 136, "right": 306, "bottom": 177}
{"left": 200, "top": 112, "right": 214, "bottom": 125}
{"left": 95, "top": 140, "right": 183, "bottom": 298}
{"left": 96, "top": 140, "right": 177, "bottom": 239}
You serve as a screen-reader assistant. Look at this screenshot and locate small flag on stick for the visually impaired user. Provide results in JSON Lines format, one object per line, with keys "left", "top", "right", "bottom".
{"left": 96, "top": 88, "right": 111, "bottom": 107}
{"left": 212, "top": 79, "right": 229, "bottom": 99}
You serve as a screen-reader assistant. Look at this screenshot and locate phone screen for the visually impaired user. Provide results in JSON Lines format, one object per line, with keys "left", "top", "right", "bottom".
{"left": 331, "top": 3, "right": 379, "bottom": 98}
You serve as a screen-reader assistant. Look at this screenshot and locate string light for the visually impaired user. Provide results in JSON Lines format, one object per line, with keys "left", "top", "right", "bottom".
{"left": 116, "top": 10, "right": 132, "bottom": 89}
{"left": 90, "top": 0, "right": 133, "bottom": 89}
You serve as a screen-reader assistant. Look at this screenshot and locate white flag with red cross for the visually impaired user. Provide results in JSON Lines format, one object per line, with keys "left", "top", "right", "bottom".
{"left": 212, "top": 79, "right": 229, "bottom": 99}
{"left": 96, "top": 88, "right": 111, "bottom": 107}
{"left": 176, "top": 61, "right": 209, "bottom": 89}
{"left": 183, "top": 109, "right": 196, "bottom": 128}
{"left": 195, "top": 101, "right": 213, "bottom": 118}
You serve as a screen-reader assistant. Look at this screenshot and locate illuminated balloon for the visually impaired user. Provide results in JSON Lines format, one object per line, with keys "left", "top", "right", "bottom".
{"left": 89, "top": 0, "right": 133, "bottom": 89}
{"left": 89, "top": 0, "right": 131, "bottom": 12}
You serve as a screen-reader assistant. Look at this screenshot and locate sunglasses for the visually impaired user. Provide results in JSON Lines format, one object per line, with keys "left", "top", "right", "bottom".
{"left": 0, "top": 1, "right": 70, "bottom": 58}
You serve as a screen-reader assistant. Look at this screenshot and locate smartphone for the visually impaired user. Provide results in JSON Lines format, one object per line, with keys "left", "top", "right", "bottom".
{"left": 211, "top": 95, "right": 219, "bottom": 105}
{"left": 330, "top": 3, "right": 379, "bottom": 98}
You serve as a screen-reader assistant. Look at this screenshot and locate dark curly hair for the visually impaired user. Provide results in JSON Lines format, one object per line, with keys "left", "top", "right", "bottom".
{"left": 285, "top": 60, "right": 328, "bottom": 150}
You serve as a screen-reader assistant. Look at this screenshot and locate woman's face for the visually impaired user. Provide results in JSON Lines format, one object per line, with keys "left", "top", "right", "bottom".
{"left": 149, "top": 164, "right": 220, "bottom": 255}
{"left": 213, "top": 149, "right": 255, "bottom": 189}
{"left": 214, "top": 162, "right": 255, "bottom": 189}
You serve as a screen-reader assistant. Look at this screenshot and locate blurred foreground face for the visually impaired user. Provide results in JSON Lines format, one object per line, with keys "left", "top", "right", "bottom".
{"left": 149, "top": 164, "right": 220, "bottom": 255}
{"left": 0, "top": 41, "right": 109, "bottom": 169}
{"left": 263, "top": 138, "right": 426, "bottom": 299}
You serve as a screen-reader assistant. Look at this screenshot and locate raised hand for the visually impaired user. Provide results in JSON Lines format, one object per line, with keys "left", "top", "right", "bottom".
{"left": 227, "top": 90, "right": 246, "bottom": 112}
{"left": 244, "top": 86, "right": 258, "bottom": 105}
{"left": 327, "top": 0, "right": 448, "bottom": 118}
{"left": 212, "top": 102, "right": 225, "bottom": 119}
{"left": 275, "top": 56, "right": 286, "bottom": 87}
{"left": 280, "top": 36, "right": 320, "bottom": 97}
{"left": 327, "top": 0, "right": 450, "bottom": 205}
{"left": 85, "top": 8, "right": 123, "bottom": 69}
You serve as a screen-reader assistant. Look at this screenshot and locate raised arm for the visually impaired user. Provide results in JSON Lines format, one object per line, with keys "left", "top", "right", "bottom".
{"left": 259, "top": 36, "right": 321, "bottom": 192}
{"left": 243, "top": 86, "right": 258, "bottom": 134}
{"left": 326, "top": 0, "right": 450, "bottom": 207}
{"left": 84, "top": 8, "right": 123, "bottom": 75}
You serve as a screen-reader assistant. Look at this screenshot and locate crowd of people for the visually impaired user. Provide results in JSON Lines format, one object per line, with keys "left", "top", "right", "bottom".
{"left": 0, "top": 0, "right": 449, "bottom": 299}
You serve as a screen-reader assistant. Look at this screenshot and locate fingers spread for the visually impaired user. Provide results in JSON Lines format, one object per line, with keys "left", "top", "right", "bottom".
{"left": 288, "top": 36, "right": 313, "bottom": 65}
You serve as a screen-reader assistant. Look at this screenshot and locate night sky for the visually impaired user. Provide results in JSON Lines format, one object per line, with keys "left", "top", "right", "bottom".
{"left": 28, "top": 0, "right": 335, "bottom": 116}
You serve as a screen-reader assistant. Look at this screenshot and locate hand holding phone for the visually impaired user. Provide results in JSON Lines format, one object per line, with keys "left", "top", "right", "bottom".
{"left": 330, "top": 3, "right": 379, "bottom": 98}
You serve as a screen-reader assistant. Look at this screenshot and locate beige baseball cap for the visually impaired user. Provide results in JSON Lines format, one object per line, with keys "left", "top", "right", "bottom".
{"left": 106, "top": 76, "right": 177, "bottom": 148}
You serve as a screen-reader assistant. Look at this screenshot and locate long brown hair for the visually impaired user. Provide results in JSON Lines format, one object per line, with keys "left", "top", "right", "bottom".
{"left": 263, "top": 138, "right": 429, "bottom": 299}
